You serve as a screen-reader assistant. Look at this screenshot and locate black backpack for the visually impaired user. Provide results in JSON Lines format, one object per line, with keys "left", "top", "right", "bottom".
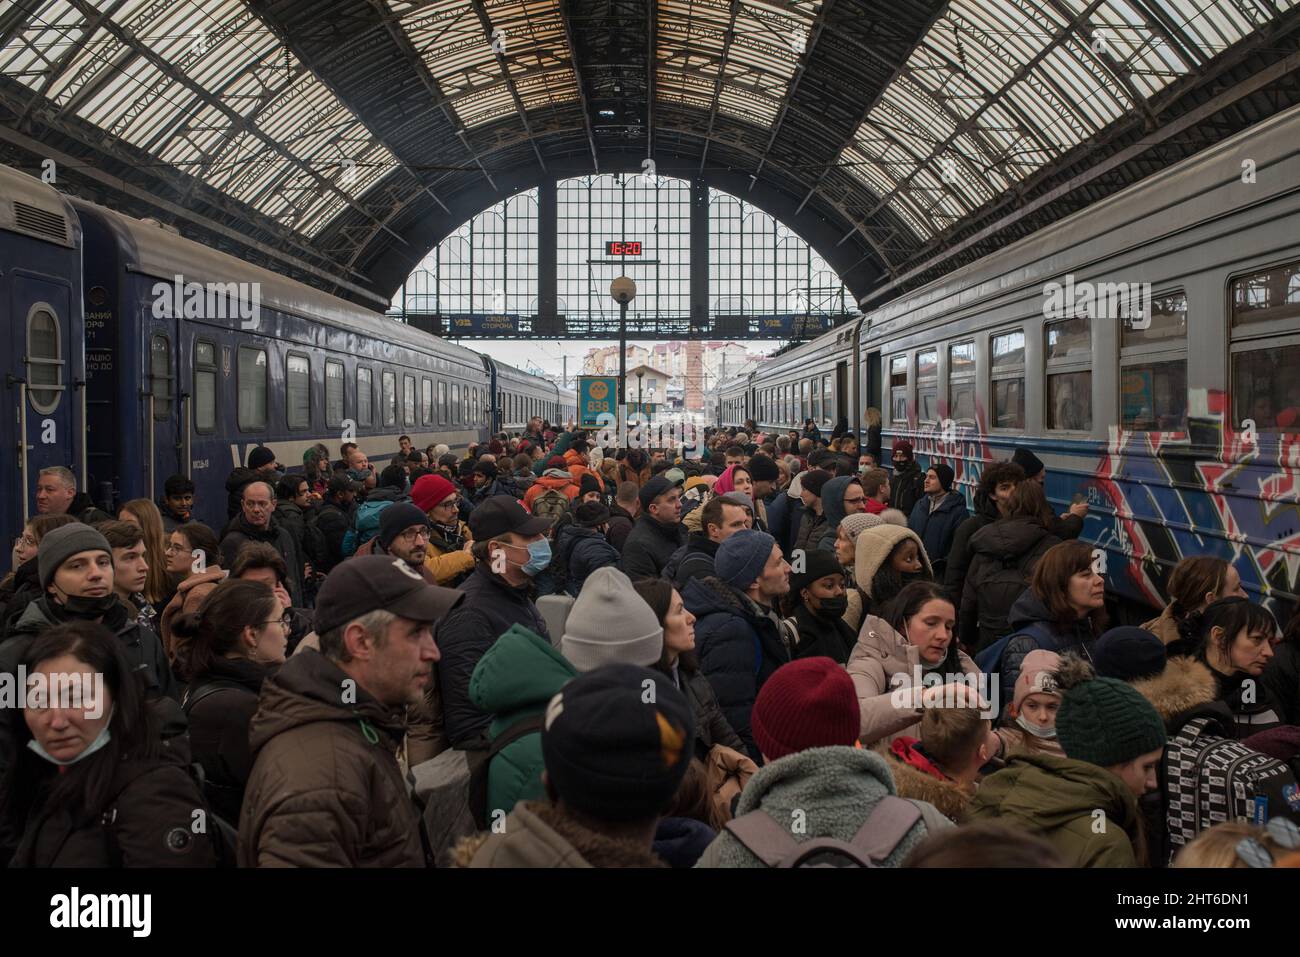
{"left": 99, "top": 756, "right": 238, "bottom": 868}
{"left": 974, "top": 553, "right": 1038, "bottom": 648}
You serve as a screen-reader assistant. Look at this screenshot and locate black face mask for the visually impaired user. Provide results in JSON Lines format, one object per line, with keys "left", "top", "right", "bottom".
{"left": 59, "top": 593, "right": 119, "bottom": 619}
{"left": 812, "top": 596, "right": 848, "bottom": 621}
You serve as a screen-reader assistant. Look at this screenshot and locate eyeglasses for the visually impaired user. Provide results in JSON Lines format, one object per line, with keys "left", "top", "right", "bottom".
{"left": 14, "top": 535, "right": 37, "bottom": 549}
{"left": 433, "top": 498, "right": 459, "bottom": 509}
{"left": 262, "top": 614, "right": 293, "bottom": 629}
{"left": 397, "top": 527, "right": 431, "bottom": 543}
{"left": 164, "top": 542, "right": 185, "bottom": 553}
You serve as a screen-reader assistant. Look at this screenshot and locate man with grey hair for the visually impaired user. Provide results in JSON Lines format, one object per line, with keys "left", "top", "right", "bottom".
{"left": 238, "top": 555, "right": 462, "bottom": 867}
{"left": 33, "top": 466, "right": 112, "bottom": 524}
{"left": 220, "top": 480, "right": 305, "bottom": 606}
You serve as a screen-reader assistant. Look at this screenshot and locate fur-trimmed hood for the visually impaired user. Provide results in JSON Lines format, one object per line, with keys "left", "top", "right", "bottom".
{"left": 876, "top": 742, "right": 973, "bottom": 823}
{"left": 853, "top": 525, "right": 932, "bottom": 596}
{"left": 451, "top": 801, "right": 667, "bottom": 868}
{"left": 1130, "top": 655, "right": 1217, "bottom": 724}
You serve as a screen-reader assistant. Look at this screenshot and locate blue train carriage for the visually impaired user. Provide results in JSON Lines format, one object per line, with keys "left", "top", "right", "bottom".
{"left": 71, "top": 198, "right": 492, "bottom": 534}
{"left": 1, "top": 164, "right": 84, "bottom": 553}
{"left": 742, "top": 320, "right": 865, "bottom": 439}
{"left": 486, "top": 357, "right": 563, "bottom": 435}
{"left": 858, "top": 102, "right": 1300, "bottom": 620}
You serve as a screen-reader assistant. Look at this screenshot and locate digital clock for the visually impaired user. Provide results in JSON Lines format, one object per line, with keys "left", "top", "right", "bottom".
{"left": 606, "top": 241, "right": 643, "bottom": 256}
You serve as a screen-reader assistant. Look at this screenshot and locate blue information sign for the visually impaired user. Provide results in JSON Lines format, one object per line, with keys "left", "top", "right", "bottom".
{"left": 578, "top": 376, "right": 620, "bottom": 427}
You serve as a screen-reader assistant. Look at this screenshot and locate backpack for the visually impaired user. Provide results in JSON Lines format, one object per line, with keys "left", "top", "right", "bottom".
{"left": 724, "top": 795, "right": 921, "bottom": 867}
{"left": 973, "top": 620, "right": 1056, "bottom": 674}
{"left": 342, "top": 499, "right": 393, "bottom": 557}
{"left": 466, "top": 713, "right": 547, "bottom": 831}
{"left": 531, "top": 488, "right": 569, "bottom": 524}
{"left": 1163, "top": 712, "right": 1300, "bottom": 862}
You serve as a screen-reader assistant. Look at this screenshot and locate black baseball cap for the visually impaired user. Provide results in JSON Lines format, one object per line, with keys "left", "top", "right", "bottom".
{"left": 468, "top": 494, "right": 553, "bottom": 539}
{"left": 638, "top": 474, "right": 683, "bottom": 511}
{"left": 314, "top": 555, "right": 463, "bottom": 635}
{"left": 327, "top": 474, "right": 364, "bottom": 495}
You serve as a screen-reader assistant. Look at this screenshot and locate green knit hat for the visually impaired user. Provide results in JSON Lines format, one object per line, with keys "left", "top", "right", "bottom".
{"left": 1056, "top": 672, "right": 1167, "bottom": 768}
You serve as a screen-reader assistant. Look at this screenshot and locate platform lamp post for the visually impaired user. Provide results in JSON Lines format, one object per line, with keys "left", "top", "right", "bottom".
{"left": 610, "top": 276, "right": 637, "bottom": 416}
{"left": 637, "top": 371, "right": 645, "bottom": 418}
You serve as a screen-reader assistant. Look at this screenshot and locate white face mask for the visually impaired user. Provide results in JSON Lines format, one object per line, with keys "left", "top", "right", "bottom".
{"left": 27, "top": 707, "right": 115, "bottom": 766}
{"left": 1015, "top": 713, "right": 1057, "bottom": 739}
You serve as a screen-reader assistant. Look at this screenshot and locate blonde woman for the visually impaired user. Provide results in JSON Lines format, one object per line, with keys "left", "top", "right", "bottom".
{"left": 118, "top": 498, "right": 172, "bottom": 606}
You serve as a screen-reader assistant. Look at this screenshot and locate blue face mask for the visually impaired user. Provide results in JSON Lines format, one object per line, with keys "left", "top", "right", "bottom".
{"left": 521, "top": 539, "right": 552, "bottom": 577}
{"left": 28, "top": 707, "right": 115, "bottom": 766}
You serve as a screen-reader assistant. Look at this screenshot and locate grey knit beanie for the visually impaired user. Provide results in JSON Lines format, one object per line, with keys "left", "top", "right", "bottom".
{"left": 561, "top": 567, "right": 664, "bottom": 672}
{"left": 715, "top": 529, "right": 777, "bottom": 591}
{"left": 38, "top": 523, "right": 112, "bottom": 590}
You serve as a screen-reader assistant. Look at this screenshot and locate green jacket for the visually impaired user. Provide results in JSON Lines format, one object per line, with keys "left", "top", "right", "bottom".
{"left": 532, "top": 431, "right": 575, "bottom": 477}
{"left": 966, "top": 751, "right": 1141, "bottom": 867}
{"left": 469, "top": 625, "right": 577, "bottom": 819}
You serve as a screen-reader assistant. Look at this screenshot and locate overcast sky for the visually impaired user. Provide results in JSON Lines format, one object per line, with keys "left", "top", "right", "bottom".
{"left": 450, "top": 338, "right": 780, "bottom": 379}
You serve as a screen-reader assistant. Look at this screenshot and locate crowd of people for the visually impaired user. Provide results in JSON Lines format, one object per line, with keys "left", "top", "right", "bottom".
{"left": 2, "top": 414, "right": 1299, "bottom": 869}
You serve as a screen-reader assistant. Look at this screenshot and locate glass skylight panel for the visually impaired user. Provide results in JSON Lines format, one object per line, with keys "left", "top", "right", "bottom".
{"left": 0, "top": 0, "right": 83, "bottom": 84}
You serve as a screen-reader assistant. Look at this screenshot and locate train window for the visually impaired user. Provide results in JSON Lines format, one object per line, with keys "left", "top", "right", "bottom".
{"left": 357, "top": 367, "right": 373, "bottom": 427}
{"left": 382, "top": 371, "right": 396, "bottom": 428}
{"left": 237, "top": 346, "right": 268, "bottom": 431}
{"left": 822, "top": 377, "right": 832, "bottom": 426}
{"left": 194, "top": 341, "right": 217, "bottom": 432}
{"left": 1123, "top": 291, "right": 1187, "bottom": 346}
{"left": 422, "top": 378, "right": 433, "bottom": 427}
{"left": 889, "top": 355, "right": 908, "bottom": 423}
{"left": 1045, "top": 316, "right": 1091, "bottom": 362}
{"left": 989, "top": 331, "right": 1024, "bottom": 430}
{"left": 1045, "top": 318, "right": 1091, "bottom": 431}
{"left": 26, "top": 308, "right": 63, "bottom": 414}
{"left": 1231, "top": 342, "right": 1300, "bottom": 433}
{"left": 1120, "top": 361, "right": 1188, "bottom": 431}
{"left": 811, "top": 378, "right": 821, "bottom": 424}
{"left": 325, "top": 360, "right": 344, "bottom": 428}
{"left": 403, "top": 375, "right": 416, "bottom": 428}
{"left": 150, "top": 334, "right": 172, "bottom": 421}
{"left": 1120, "top": 291, "right": 1187, "bottom": 432}
{"left": 438, "top": 381, "right": 448, "bottom": 424}
{"left": 948, "top": 342, "right": 976, "bottom": 425}
{"left": 1231, "top": 260, "right": 1300, "bottom": 328}
{"left": 286, "top": 354, "right": 310, "bottom": 430}
{"left": 452, "top": 383, "right": 461, "bottom": 425}
{"left": 916, "top": 349, "right": 938, "bottom": 424}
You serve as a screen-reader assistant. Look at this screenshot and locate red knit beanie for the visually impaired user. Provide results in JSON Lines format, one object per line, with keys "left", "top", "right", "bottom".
{"left": 751, "top": 658, "right": 859, "bottom": 761}
{"left": 411, "top": 474, "right": 457, "bottom": 513}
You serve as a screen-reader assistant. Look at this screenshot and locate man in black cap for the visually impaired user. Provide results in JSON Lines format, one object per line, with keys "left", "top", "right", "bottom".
{"left": 355, "top": 502, "right": 435, "bottom": 582}
{"left": 239, "top": 555, "right": 462, "bottom": 867}
{"left": 437, "top": 495, "right": 553, "bottom": 749}
{"left": 454, "top": 663, "right": 695, "bottom": 867}
{"left": 1012, "top": 447, "right": 1086, "bottom": 540}
{"left": 619, "top": 475, "right": 686, "bottom": 579}
{"left": 314, "top": 473, "right": 363, "bottom": 573}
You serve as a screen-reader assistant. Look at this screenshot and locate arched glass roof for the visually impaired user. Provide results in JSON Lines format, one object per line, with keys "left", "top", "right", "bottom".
{"left": 1, "top": 0, "right": 1295, "bottom": 293}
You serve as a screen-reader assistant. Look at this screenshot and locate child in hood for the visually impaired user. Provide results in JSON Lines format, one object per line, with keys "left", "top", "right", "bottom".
{"left": 852, "top": 523, "right": 933, "bottom": 615}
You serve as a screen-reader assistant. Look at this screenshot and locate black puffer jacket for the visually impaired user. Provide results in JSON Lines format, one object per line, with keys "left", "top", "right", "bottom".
{"left": 9, "top": 732, "right": 217, "bottom": 868}
{"left": 890, "top": 460, "right": 926, "bottom": 519}
{"left": 218, "top": 513, "right": 303, "bottom": 606}
{"left": 789, "top": 603, "right": 855, "bottom": 665}
{"left": 680, "top": 576, "right": 791, "bottom": 762}
{"left": 437, "top": 563, "right": 550, "bottom": 748}
{"left": 184, "top": 656, "right": 274, "bottom": 823}
{"left": 606, "top": 503, "right": 636, "bottom": 554}
{"left": 943, "top": 488, "right": 999, "bottom": 613}
{"left": 679, "top": 666, "right": 745, "bottom": 759}
{"left": 620, "top": 514, "right": 687, "bottom": 579}
{"left": 314, "top": 498, "right": 353, "bottom": 573}
{"left": 960, "top": 518, "right": 1061, "bottom": 652}
{"left": 1262, "top": 641, "right": 1300, "bottom": 726}
{"left": 662, "top": 534, "right": 719, "bottom": 589}
{"left": 0, "top": 557, "right": 41, "bottom": 638}
{"left": 553, "top": 524, "right": 620, "bottom": 597}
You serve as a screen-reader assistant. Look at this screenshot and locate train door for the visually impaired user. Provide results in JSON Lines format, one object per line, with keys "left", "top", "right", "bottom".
{"left": 864, "top": 350, "right": 881, "bottom": 418}
{"left": 10, "top": 273, "right": 77, "bottom": 527}
{"left": 142, "top": 301, "right": 182, "bottom": 504}
{"left": 835, "top": 361, "right": 848, "bottom": 427}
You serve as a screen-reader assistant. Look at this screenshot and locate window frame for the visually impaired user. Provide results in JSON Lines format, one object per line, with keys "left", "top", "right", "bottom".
{"left": 357, "top": 366, "right": 374, "bottom": 428}
{"left": 150, "top": 332, "right": 173, "bottom": 422}
{"left": 237, "top": 344, "right": 269, "bottom": 432}
{"left": 988, "top": 328, "right": 1026, "bottom": 432}
{"left": 25, "top": 304, "right": 64, "bottom": 416}
{"left": 284, "top": 352, "right": 312, "bottom": 431}
{"left": 421, "top": 377, "right": 434, "bottom": 427}
{"left": 947, "top": 340, "right": 976, "bottom": 426}
{"left": 1044, "top": 315, "right": 1093, "bottom": 433}
{"left": 889, "top": 354, "right": 909, "bottom": 425}
{"left": 193, "top": 339, "right": 218, "bottom": 434}
{"left": 403, "top": 373, "right": 417, "bottom": 429}
{"left": 1119, "top": 289, "right": 1188, "bottom": 433}
{"left": 325, "top": 358, "right": 345, "bottom": 429}
{"left": 916, "top": 347, "right": 939, "bottom": 425}
{"left": 382, "top": 369, "right": 397, "bottom": 428}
